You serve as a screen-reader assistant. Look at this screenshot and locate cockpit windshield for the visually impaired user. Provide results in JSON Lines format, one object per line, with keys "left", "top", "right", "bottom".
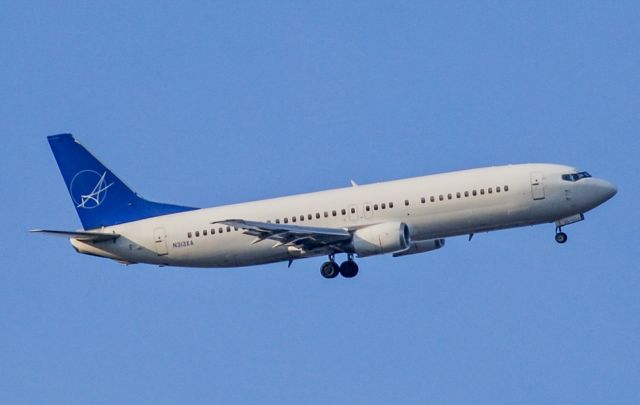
{"left": 561, "top": 171, "right": 592, "bottom": 182}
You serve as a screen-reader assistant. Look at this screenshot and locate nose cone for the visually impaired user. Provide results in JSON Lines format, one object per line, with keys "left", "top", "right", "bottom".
{"left": 602, "top": 180, "right": 617, "bottom": 200}
{"left": 595, "top": 179, "right": 618, "bottom": 204}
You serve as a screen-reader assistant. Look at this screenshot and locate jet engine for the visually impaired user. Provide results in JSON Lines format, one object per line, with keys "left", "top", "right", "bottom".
{"left": 352, "top": 222, "right": 410, "bottom": 257}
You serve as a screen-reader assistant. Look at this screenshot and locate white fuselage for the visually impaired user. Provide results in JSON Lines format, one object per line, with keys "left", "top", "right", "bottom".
{"left": 70, "top": 163, "right": 615, "bottom": 268}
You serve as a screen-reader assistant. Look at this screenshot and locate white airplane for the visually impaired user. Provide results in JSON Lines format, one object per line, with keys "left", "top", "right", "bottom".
{"left": 33, "top": 134, "right": 617, "bottom": 279}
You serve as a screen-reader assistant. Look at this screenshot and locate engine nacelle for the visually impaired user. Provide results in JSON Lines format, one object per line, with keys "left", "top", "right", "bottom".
{"left": 352, "top": 222, "right": 410, "bottom": 257}
{"left": 392, "top": 238, "right": 445, "bottom": 257}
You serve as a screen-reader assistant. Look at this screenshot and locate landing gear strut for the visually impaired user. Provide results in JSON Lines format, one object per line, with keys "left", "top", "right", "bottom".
{"left": 555, "top": 227, "right": 568, "bottom": 244}
{"left": 320, "top": 254, "right": 359, "bottom": 279}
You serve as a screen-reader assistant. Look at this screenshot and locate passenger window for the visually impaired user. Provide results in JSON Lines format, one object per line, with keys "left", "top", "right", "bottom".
{"left": 447, "top": 193, "right": 452, "bottom": 200}
{"left": 351, "top": 207, "right": 356, "bottom": 214}
{"left": 365, "top": 205, "right": 370, "bottom": 212}
{"left": 480, "top": 189, "right": 485, "bottom": 195}
{"left": 316, "top": 213, "right": 320, "bottom": 219}
{"left": 218, "top": 227, "right": 223, "bottom": 233}
{"left": 456, "top": 192, "right": 461, "bottom": 198}
{"left": 464, "top": 191, "right": 469, "bottom": 197}
{"left": 332, "top": 210, "right": 337, "bottom": 216}
{"left": 324, "top": 211, "right": 329, "bottom": 218}
{"left": 341, "top": 209, "right": 346, "bottom": 215}
{"left": 284, "top": 218, "right": 289, "bottom": 223}
{"left": 308, "top": 214, "right": 313, "bottom": 220}
{"left": 292, "top": 216, "right": 296, "bottom": 222}
{"left": 234, "top": 226, "right": 238, "bottom": 231}
{"left": 275, "top": 219, "right": 280, "bottom": 224}
{"left": 404, "top": 199, "right": 409, "bottom": 206}
{"left": 504, "top": 185, "right": 509, "bottom": 191}
{"left": 374, "top": 204, "right": 379, "bottom": 210}
{"left": 420, "top": 197, "right": 425, "bottom": 203}
{"left": 195, "top": 231, "right": 200, "bottom": 237}
{"left": 211, "top": 229, "right": 215, "bottom": 234}
{"left": 381, "top": 203, "right": 386, "bottom": 209}
{"left": 472, "top": 190, "right": 477, "bottom": 196}
{"left": 226, "top": 226, "right": 231, "bottom": 232}
{"left": 203, "top": 229, "right": 207, "bottom": 236}
{"left": 439, "top": 195, "right": 444, "bottom": 201}
{"left": 389, "top": 202, "right": 394, "bottom": 208}
{"left": 488, "top": 187, "right": 493, "bottom": 194}
{"left": 496, "top": 186, "right": 501, "bottom": 192}
{"left": 430, "top": 196, "right": 435, "bottom": 202}
{"left": 188, "top": 232, "right": 192, "bottom": 238}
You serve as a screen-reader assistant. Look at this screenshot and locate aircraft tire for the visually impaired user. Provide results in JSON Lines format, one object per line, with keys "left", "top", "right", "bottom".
{"left": 555, "top": 232, "right": 568, "bottom": 244}
{"left": 320, "top": 261, "right": 340, "bottom": 279}
{"left": 339, "top": 260, "right": 359, "bottom": 278}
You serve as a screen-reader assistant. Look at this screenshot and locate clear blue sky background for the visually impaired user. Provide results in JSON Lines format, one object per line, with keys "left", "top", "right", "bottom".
{"left": 2, "top": 2, "right": 639, "bottom": 404}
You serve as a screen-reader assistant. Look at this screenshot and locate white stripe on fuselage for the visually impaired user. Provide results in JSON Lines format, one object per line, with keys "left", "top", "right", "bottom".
{"left": 72, "top": 163, "right": 595, "bottom": 267}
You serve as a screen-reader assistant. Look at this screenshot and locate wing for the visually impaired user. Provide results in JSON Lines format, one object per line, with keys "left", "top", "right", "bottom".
{"left": 212, "top": 219, "right": 352, "bottom": 251}
{"left": 30, "top": 229, "right": 120, "bottom": 242}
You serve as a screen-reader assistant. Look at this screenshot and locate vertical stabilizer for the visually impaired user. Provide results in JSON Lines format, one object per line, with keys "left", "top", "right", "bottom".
{"left": 47, "top": 134, "right": 197, "bottom": 229}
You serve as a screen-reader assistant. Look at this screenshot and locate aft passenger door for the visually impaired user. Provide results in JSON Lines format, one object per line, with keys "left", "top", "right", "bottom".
{"left": 530, "top": 172, "right": 545, "bottom": 200}
{"left": 153, "top": 227, "right": 169, "bottom": 256}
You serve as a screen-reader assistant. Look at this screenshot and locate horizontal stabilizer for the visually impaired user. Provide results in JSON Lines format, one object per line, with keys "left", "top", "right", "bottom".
{"left": 30, "top": 229, "right": 120, "bottom": 241}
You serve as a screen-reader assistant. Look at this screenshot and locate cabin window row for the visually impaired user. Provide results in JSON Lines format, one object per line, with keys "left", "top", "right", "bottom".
{"left": 269, "top": 201, "right": 395, "bottom": 224}
{"left": 186, "top": 186, "right": 508, "bottom": 238}
{"left": 188, "top": 225, "right": 239, "bottom": 238}
{"left": 419, "top": 185, "right": 509, "bottom": 204}
{"left": 364, "top": 201, "right": 395, "bottom": 212}
{"left": 186, "top": 201, "right": 400, "bottom": 238}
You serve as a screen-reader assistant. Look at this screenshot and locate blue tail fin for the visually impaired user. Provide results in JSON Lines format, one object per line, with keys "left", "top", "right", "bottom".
{"left": 48, "top": 134, "right": 197, "bottom": 230}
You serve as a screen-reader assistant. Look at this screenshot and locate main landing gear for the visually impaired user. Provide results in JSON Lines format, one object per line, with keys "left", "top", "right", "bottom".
{"left": 320, "top": 254, "right": 359, "bottom": 279}
{"left": 555, "top": 227, "right": 568, "bottom": 244}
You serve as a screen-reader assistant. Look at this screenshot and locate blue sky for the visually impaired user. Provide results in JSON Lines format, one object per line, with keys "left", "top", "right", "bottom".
{"left": 2, "top": 1, "right": 639, "bottom": 403}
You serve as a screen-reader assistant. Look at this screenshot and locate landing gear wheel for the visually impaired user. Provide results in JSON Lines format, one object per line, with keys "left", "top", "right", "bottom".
{"left": 339, "top": 260, "right": 359, "bottom": 278}
{"left": 555, "top": 232, "right": 568, "bottom": 244}
{"left": 320, "top": 261, "right": 340, "bottom": 279}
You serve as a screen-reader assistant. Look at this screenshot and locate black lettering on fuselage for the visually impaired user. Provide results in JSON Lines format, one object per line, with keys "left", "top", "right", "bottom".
{"left": 172, "top": 240, "right": 194, "bottom": 248}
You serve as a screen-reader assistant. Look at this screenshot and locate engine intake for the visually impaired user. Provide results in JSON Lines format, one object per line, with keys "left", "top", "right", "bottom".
{"left": 352, "top": 222, "right": 410, "bottom": 257}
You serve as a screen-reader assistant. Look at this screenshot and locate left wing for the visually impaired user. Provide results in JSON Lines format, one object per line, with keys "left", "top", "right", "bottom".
{"left": 212, "top": 219, "right": 352, "bottom": 251}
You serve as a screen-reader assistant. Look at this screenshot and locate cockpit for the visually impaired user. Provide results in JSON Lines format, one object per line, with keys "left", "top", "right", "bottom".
{"left": 561, "top": 171, "right": 592, "bottom": 182}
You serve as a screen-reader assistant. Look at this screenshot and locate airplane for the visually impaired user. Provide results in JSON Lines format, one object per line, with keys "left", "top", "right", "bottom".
{"left": 32, "top": 133, "right": 617, "bottom": 279}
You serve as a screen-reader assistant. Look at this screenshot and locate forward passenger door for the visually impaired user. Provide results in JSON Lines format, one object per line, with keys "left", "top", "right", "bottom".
{"left": 530, "top": 172, "right": 545, "bottom": 200}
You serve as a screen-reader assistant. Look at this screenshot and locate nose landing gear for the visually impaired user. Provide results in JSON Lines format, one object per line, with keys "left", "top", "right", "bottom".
{"left": 555, "top": 227, "right": 568, "bottom": 244}
{"left": 320, "top": 254, "right": 359, "bottom": 279}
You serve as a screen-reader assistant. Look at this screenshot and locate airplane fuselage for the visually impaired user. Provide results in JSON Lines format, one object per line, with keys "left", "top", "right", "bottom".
{"left": 70, "top": 163, "right": 616, "bottom": 269}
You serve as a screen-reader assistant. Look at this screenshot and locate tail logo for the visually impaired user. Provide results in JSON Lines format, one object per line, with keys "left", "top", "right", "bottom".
{"left": 70, "top": 170, "right": 114, "bottom": 209}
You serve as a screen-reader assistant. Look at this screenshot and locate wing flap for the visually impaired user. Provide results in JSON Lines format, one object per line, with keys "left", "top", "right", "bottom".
{"left": 212, "top": 219, "right": 351, "bottom": 251}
